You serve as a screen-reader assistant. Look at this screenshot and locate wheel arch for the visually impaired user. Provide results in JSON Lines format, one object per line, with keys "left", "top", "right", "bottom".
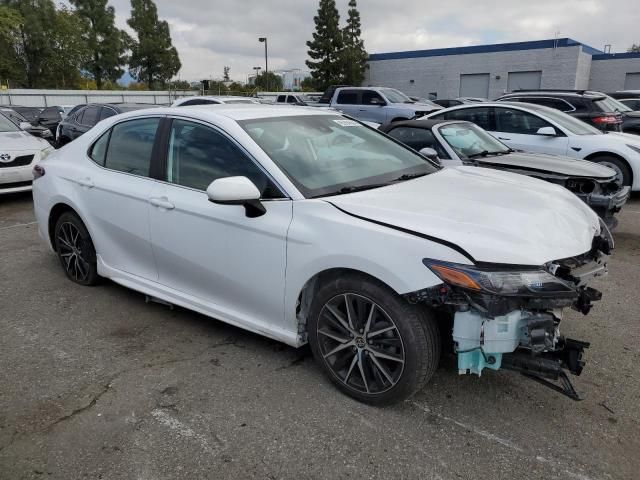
{"left": 48, "top": 202, "right": 82, "bottom": 250}
{"left": 584, "top": 151, "right": 634, "bottom": 185}
{"left": 294, "top": 267, "right": 401, "bottom": 342}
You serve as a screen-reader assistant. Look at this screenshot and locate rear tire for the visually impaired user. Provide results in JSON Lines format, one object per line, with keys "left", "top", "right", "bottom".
{"left": 54, "top": 212, "right": 99, "bottom": 286}
{"left": 591, "top": 155, "right": 632, "bottom": 186}
{"left": 308, "top": 274, "right": 440, "bottom": 406}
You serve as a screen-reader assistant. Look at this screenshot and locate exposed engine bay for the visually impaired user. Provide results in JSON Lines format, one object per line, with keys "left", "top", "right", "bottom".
{"left": 407, "top": 219, "right": 614, "bottom": 400}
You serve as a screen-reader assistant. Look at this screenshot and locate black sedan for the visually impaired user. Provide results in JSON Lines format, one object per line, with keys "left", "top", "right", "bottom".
{"left": 56, "top": 103, "right": 160, "bottom": 147}
{"left": 380, "top": 119, "right": 630, "bottom": 228}
{"left": 0, "top": 108, "right": 54, "bottom": 143}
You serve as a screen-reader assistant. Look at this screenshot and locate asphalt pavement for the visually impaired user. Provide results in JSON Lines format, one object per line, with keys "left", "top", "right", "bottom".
{"left": 1, "top": 192, "right": 639, "bottom": 480}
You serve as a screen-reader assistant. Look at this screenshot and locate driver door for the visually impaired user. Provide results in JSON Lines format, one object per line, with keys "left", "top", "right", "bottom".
{"left": 492, "top": 107, "right": 569, "bottom": 155}
{"left": 148, "top": 118, "right": 293, "bottom": 331}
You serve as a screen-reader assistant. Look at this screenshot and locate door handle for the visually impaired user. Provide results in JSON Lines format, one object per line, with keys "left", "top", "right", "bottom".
{"left": 76, "top": 177, "right": 94, "bottom": 188}
{"left": 149, "top": 197, "right": 175, "bottom": 210}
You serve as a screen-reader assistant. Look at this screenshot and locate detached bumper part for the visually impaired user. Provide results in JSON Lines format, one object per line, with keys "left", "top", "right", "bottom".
{"left": 578, "top": 185, "right": 631, "bottom": 229}
{"left": 452, "top": 309, "right": 590, "bottom": 400}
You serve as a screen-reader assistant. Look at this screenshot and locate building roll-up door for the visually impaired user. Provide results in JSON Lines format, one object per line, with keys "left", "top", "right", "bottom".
{"left": 624, "top": 73, "right": 640, "bottom": 90}
{"left": 507, "top": 71, "right": 542, "bottom": 92}
{"left": 459, "top": 73, "right": 490, "bottom": 98}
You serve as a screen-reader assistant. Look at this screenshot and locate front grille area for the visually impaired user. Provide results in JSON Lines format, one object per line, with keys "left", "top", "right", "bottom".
{"left": 0, "top": 180, "right": 32, "bottom": 190}
{"left": 0, "top": 154, "right": 35, "bottom": 169}
{"left": 565, "top": 178, "right": 596, "bottom": 194}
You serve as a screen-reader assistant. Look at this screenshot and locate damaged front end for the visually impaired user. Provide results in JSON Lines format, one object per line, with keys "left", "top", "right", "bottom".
{"left": 406, "top": 220, "right": 614, "bottom": 400}
{"left": 563, "top": 176, "right": 630, "bottom": 230}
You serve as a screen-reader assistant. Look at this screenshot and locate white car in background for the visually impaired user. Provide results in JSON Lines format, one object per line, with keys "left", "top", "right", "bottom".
{"left": 425, "top": 102, "right": 640, "bottom": 189}
{"left": 32, "top": 105, "right": 611, "bottom": 404}
{"left": 171, "top": 96, "right": 259, "bottom": 107}
{"left": 0, "top": 113, "right": 54, "bottom": 194}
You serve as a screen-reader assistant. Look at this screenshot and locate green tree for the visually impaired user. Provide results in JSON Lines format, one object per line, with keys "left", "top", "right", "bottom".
{"left": 4, "top": 0, "right": 59, "bottom": 87}
{"left": 341, "top": 0, "right": 367, "bottom": 86}
{"left": 0, "top": 5, "right": 24, "bottom": 86}
{"left": 629, "top": 44, "right": 640, "bottom": 53}
{"left": 306, "top": 0, "right": 344, "bottom": 90}
{"left": 127, "top": 0, "right": 181, "bottom": 89}
{"left": 254, "top": 71, "right": 282, "bottom": 91}
{"left": 70, "top": 0, "right": 130, "bottom": 89}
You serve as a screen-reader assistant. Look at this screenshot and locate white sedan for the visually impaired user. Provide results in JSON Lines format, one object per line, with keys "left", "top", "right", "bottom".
{"left": 0, "top": 112, "right": 54, "bottom": 194}
{"left": 32, "top": 105, "right": 612, "bottom": 404}
{"left": 171, "top": 95, "right": 259, "bottom": 107}
{"left": 425, "top": 102, "right": 640, "bottom": 189}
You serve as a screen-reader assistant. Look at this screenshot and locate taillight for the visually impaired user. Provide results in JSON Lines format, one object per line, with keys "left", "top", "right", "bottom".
{"left": 33, "top": 164, "right": 45, "bottom": 179}
{"left": 592, "top": 115, "right": 622, "bottom": 125}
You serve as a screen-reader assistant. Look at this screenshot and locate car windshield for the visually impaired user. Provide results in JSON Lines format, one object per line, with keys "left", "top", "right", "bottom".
{"left": 532, "top": 106, "right": 603, "bottom": 135}
{"left": 1, "top": 109, "right": 26, "bottom": 125}
{"left": 596, "top": 95, "right": 633, "bottom": 113}
{"left": 380, "top": 88, "right": 413, "bottom": 103}
{"left": 241, "top": 115, "right": 439, "bottom": 198}
{"left": 437, "top": 122, "right": 510, "bottom": 157}
{"left": 0, "top": 112, "right": 20, "bottom": 132}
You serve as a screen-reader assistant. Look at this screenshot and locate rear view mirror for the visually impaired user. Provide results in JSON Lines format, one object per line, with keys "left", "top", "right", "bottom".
{"left": 536, "top": 126, "right": 557, "bottom": 136}
{"left": 419, "top": 147, "right": 440, "bottom": 162}
{"left": 206, "top": 176, "right": 266, "bottom": 218}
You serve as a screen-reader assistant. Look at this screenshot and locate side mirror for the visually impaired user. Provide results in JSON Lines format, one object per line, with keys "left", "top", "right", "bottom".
{"left": 19, "top": 121, "right": 32, "bottom": 130}
{"left": 419, "top": 147, "right": 440, "bottom": 162}
{"left": 206, "top": 176, "right": 266, "bottom": 218}
{"left": 536, "top": 126, "right": 557, "bottom": 136}
{"left": 370, "top": 97, "right": 386, "bottom": 106}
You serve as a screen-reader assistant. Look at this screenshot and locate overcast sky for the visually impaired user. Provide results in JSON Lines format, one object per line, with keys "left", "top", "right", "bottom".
{"left": 108, "top": 0, "right": 638, "bottom": 82}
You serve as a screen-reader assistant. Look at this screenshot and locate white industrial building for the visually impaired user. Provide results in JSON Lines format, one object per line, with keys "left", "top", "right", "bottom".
{"left": 365, "top": 38, "right": 640, "bottom": 100}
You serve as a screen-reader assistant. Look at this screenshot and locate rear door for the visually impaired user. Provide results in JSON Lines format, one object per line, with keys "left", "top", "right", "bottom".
{"left": 75, "top": 105, "right": 101, "bottom": 139}
{"left": 333, "top": 89, "right": 360, "bottom": 117}
{"left": 79, "top": 117, "right": 162, "bottom": 280}
{"left": 492, "top": 107, "right": 569, "bottom": 155}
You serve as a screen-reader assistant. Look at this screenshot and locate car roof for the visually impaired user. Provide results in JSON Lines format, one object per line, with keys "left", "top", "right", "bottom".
{"left": 114, "top": 104, "right": 341, "bottom": 122}
{"left": 501, "top": 90, "right": 605, "bottom": 99}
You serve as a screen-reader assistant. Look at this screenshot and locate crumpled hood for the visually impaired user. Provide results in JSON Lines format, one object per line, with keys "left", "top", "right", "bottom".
{"left": 473, "top": 151, "right": 616, "bottom": 179}
{"left": 0, "top": 131, "right": 49, "bottom": 151}
{"left": 328, "top": 167, "right": 600, "bottom": 266}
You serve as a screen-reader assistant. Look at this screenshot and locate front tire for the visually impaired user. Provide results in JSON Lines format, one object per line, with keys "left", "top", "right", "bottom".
{"left": 308, "top": 274, "right": 440, "bottom": 406}
{"left": 592, "top": 155, "right": 632, "bottom": 186}
{"left": 54, "top": 212, "right": 99, "bottom": 286}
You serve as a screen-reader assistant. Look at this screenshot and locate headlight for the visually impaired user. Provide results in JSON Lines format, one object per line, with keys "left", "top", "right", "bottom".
{"left": 39, "top": 146, "right": 54, "bottom": 161}
{"left": 423, "top": 259, "right": 575, "bottom": 296}
{"left": 627, "top": 144, "right": 640, "bottom": 155}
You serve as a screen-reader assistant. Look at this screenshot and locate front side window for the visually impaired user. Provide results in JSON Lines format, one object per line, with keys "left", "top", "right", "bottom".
{"left": 362, "top": 91, "right": 385, "bottom": 105}
{"left": 0, "top": 112, "right": 19, "bottom": 132}
{"left": 441, "top": 107, "right": 493, "bottom": 130}
{"left": 99, "top": 107, "right": 117, "bottom": 121}
{"left": 286, "top": 96, "right": 298, "bottom": 104}
{"left": 241, "top": 115, "right": 439, "bottom": 198}
{"left": 386, "top": 126, "right": 450, "bottom": 159}
{"left": 437, "top": 122, "right": 510, "bottom": 158}
{"left": 80, "top": 107, "right": 100, "bottom": 126}
{"left": 166, "top": 119, "right": 281, "bottom": 197}
{"left": 104, "top": 118, "right": 160, "bottom": 176}
{"left": 379, "top": 88, "right": 411, "bottom": 103}
{"left": 494, "top": 108, "right": 552, "bottom": 135}
{"left": 277, "top": 95, "right": 286, "bottom": 102}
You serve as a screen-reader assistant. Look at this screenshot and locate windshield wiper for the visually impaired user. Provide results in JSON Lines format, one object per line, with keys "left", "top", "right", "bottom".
{"left": 317, "top": 183, "right": 389, "bottom": 198}
{"left": 393, "top": 172, "right": 428, "bottom": 181}
{"left": 467, "top": 150, "right": 490, "bottom": 158}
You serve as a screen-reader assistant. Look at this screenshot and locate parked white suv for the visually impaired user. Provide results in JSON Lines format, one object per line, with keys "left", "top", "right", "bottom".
{"left": 32, "top": 105, "right": 611, "bottom": 404}
{"left": 425, "top": 102, "right": 640, "bottom": 189}
{"left": 0, "top": 113, "right": 54, "bottom": 194}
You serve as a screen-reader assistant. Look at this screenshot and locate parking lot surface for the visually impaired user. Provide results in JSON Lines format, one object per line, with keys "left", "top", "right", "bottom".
{"left": 1, "top": 192, "right": 639, "bottom": 480}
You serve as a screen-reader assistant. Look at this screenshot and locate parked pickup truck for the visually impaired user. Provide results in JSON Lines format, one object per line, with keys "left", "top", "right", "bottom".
{"left": 314, "top": 86, "right": 441, "bottom": 123}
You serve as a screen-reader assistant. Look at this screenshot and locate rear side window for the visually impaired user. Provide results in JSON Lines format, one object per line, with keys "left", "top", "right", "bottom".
{"left": 443, "top": 107, "right": 493, "bottom": 130}
{"left": 517, "top": 97, "right": 573, "bottom": 112}
{"left": 89, "top": 130, "right": 110, "bottom": 166}
{"left": 277, "top": 95, "right": 286, "bottom": 102}
{"left": 386, "top": 127, "right": 450, "bottom": 159}
{"left": 104, "top": 118, "right": 160, "bottom": 177}
{"left": 336, "top": 90, "right": 359, "bottom": 104}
